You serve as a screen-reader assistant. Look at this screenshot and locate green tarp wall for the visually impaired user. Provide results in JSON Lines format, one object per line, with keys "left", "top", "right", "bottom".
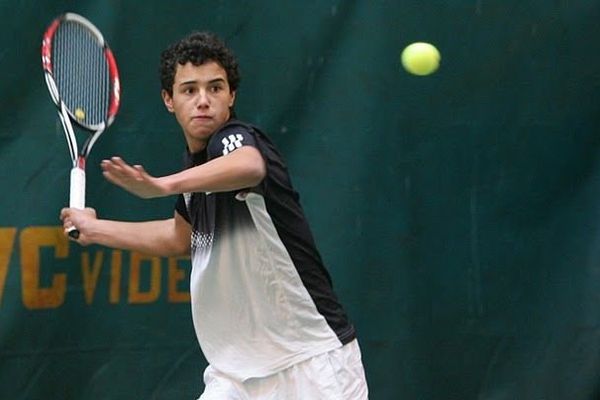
{"left": 1, "top": 1, "right": 600, "bottom": 399}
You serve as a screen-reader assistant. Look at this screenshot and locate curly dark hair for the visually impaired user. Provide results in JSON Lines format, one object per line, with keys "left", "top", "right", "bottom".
{"left": 159, "top": 32, "right": 240, "bottom": 96}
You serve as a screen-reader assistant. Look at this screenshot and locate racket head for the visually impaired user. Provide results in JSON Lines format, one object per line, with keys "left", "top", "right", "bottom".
{"left": 42, "top": 12, "right": 120, "bottom": 131}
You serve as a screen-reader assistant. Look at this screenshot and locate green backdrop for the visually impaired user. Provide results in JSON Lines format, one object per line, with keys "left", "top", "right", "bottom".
{"left": 1, "top": 1, "right": 600, "bottom": 399}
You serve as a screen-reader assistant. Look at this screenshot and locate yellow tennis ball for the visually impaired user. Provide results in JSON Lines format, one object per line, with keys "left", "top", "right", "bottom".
{"left": 401, "top": 42, "right": 441, "bottom": 76}
{"left": 74, "top": 108, "right": 85, "bottom": 120}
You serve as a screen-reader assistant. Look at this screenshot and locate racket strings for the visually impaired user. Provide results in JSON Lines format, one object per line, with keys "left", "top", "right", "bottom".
{"left": 53, "top": 21, "right": 110, "bottom": 128}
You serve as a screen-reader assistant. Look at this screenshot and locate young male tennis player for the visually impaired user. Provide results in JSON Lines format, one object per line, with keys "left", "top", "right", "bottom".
{"left": 60, "top": 31, "right": 368, "bottom": 399}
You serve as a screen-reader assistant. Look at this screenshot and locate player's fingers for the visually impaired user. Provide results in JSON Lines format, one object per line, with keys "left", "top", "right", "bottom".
{"left": 102, "top": 159, "right": 125, "bottom": 174}
{"left": 103, "top": 170, "right": 137, "bottom": 192}
{"left": 102, "top": 170, "right": 122, "bottom": 185}
{"left": 100, "top": 159, "right": 111, "bottom": 171}
{"left": 110, "top": 157, "right": 137, "bottom": 173}
{"left": 60, "top": 207, "right": 70, "bottom": 221}
{"left": 101, "top": 158, "right": 126, "bottom": 173}
{"left": 101, "top": 163, "right": 129, "bottom": 182}
{"left": 108, "top": 158, "right": 144, "bottom": 180}
{"left": 62, "top": 218, "right": 76, "bottom": 235}
{"left": 133, "top": 165, "right": 151, "bottom": 180}
{"left": 109, "top": 156, "right": 125, "bottom": 164}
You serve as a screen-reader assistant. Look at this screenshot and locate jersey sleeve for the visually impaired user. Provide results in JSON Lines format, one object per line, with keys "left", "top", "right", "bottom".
{"left": 207, "top": 122, "right": 267, "bottom": 196}
{"left": 207, "top": 123, "right": 258, "bottom": 161}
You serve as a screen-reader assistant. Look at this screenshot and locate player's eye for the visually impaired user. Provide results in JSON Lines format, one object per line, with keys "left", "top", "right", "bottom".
{"left": 180, "top": 86, "right": 196, "bottom": 95}
{"left": 209, "top": 84, "right": 223, "bottom": 93}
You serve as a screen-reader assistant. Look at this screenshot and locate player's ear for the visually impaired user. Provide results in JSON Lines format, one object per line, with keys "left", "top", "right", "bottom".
{"left": 161, "top": 90, "right": 174, "bottom": 113}
{"left": 229, "top": 90, "right": 236, "bottom": 108}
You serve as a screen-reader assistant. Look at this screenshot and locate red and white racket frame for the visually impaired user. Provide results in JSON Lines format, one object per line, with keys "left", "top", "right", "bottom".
{"left": 42, "top": 12, "right": 120, "bottom": 212}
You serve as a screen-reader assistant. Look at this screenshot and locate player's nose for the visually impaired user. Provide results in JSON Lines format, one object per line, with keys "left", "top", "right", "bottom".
{"left": 195, "top": 90, "right": 210, "bottom": 108}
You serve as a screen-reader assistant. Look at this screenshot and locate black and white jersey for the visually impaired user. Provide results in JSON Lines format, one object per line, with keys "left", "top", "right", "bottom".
{"left": 175, "top": 119, "right": 355, "bottom": 380}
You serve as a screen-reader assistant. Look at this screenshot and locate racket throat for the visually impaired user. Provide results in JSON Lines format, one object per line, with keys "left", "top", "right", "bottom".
{"left": 76, "top": 156, "right": 86, "bottom": 170}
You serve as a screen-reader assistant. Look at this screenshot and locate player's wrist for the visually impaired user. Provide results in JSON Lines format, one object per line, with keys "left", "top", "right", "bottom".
{"left": 155, "top": 176, "right": 175, "bottom": 197}
{"left": 158, "top": 174, "right": 184, "bottom": 196}
{"left": 80, "top": 218, "right": 100, "bottom": 243}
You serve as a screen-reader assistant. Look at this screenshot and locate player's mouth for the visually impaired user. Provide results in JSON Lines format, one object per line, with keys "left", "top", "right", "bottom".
{"left": 191, "top": 115, "right": 213, "bottom": 123}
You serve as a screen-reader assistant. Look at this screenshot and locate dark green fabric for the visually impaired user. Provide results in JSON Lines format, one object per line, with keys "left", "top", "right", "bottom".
{"left": 1, "top": 1, "right": 599, "bottom": 399}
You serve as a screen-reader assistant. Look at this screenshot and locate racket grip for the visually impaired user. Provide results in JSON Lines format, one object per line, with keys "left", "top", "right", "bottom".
{"left": 68, "top": 167, "right": 86, "bottom": 239}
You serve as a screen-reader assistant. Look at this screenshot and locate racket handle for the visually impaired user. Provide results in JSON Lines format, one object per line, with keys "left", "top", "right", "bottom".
{"left": 68, "top": 167, "right": 86, "bottom": 239}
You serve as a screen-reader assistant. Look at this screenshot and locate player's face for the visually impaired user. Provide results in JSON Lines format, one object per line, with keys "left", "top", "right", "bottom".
{"left": 162, "top": 61, "right": 236, "bottom": 153}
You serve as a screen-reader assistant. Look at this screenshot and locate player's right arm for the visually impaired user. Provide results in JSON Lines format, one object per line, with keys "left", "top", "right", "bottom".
{"left": 59, "top": 208, "right": 191, "bottom": 257}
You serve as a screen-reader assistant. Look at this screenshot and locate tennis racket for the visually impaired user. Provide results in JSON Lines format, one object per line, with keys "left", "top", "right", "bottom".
{"left": 42, "top": 12, "right": 120, "bottom": 238}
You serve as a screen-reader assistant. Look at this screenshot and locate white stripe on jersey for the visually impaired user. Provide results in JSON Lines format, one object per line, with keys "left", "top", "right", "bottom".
{"left": 189, "top": 192, "right": 342, "bottom": 381}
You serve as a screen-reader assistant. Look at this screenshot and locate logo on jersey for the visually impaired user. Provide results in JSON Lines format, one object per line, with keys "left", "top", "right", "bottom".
{"left": 221, "top": 134, "right": 244, "bottom": 155}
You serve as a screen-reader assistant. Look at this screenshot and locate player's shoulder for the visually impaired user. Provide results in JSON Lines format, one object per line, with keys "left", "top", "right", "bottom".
{"left": 208, "top": 119, "right": 259, "bottom": 157}
{"left": 220, "top": 118, "right": 254, "bottom": 133}
{"left": 211, "top": 119, "right": 254, "bottom": 140}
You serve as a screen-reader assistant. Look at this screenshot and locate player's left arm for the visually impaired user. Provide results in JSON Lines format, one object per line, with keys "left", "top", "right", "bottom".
{"left": 101, "top": 145, "right": 265, "bottom": 198}
{"left": 163, "top": 145, "right": 265, "bottom": 194}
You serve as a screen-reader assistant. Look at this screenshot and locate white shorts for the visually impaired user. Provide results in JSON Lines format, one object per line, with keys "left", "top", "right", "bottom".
{"left": 198, "top": 339, "right": 369, "bottom": 400}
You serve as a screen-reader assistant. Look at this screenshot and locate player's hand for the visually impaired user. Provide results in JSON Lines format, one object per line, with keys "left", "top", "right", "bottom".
{"left": 59, "top": 207, "right": 97, "bottom": 245}
{"left": 101, "top": 157, "right": 168, "bottom": 198}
